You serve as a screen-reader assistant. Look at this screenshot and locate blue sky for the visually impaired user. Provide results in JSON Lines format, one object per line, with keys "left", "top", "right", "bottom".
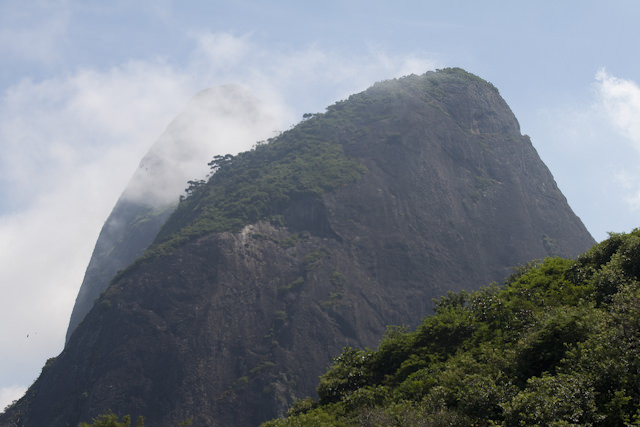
{"left": 2, "top": 0, "right": 640, "bottom": 410}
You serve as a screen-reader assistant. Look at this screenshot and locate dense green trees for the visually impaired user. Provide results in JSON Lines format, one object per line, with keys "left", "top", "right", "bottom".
{"left": 263, "top": 229, "right": 640, "bottom": 426}
{"left": 77, "top": 412, "right": 144, "bottom": 427}
{"left": 153, "top": 115, "right": 367, "bottom": 252}
{"left": 78, "top": 413, "right": 192, "bottom": 427}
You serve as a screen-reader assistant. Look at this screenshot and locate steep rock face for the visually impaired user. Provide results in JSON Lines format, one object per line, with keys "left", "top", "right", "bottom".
{"left": 65, "top": 199, "right": 172, "bottom": 344}
{"left": 66, "top": 85, "right": 281, "bottom": 341}
{"left": 2, "top": 69, "right": 595, "bottom": 427}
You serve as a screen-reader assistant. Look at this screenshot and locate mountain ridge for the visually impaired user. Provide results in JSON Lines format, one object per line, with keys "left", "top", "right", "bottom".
{"left": 2, "top": 68, "right": 595, "bottom": 427}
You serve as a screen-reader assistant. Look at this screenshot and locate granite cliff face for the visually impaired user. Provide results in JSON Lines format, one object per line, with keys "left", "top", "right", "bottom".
{"left": 1, "top": 69, "right": 595, "bottom": 427}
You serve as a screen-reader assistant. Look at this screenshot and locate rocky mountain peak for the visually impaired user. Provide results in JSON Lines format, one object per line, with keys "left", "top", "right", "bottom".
{"left": 2, "top": 68, "right": 594, "bottom": 427}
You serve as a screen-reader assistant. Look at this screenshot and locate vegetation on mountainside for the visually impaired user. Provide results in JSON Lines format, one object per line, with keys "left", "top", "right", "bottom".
{"left": 148, "top": 115, "right": 367, "bottom": 256}
{"left": 77, "top": 412, "right": 192, "bottom": 427}
{"left": 262, "top": 229, "right": 640, "bottom": 426}
{"left": 77, "top": 412, "right": 145, "bottom": 427}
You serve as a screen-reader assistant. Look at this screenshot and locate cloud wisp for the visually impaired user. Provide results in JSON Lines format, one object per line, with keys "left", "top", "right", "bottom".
{"left": 596, "top": 70, "right": 640, "bottom": 212}
{"left": 121, "top": 84, "right": 284, "bottom": 207}
{"left": 596, "top": 69, "right": 640, "bottom": 148}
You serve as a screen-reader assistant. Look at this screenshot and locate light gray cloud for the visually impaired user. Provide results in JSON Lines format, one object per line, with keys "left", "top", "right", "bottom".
{"left": 185, "top": 30, "right": 437, "bottom": 118}
{"left": 121, "top": 84, "right": 283, "bottom": 207}
{"left": 595, "top": 70, "right": 640, "bottom": 212}
{"left": 596, "top": 69, "right": 640, "bottom": 150}
{"left": 0, "top": 59, "right": 197, "bottom": 208}
{"left": 190, "top": 32, "right": 253, "bottom": 72}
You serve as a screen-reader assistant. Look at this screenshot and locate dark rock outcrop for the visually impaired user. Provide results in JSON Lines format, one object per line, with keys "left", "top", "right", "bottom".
{"left": 1, "top": 69, "right": 595, "bottom": 427}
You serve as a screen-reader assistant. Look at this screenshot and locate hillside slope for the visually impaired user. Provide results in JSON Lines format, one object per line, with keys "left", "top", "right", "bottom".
{"left": 1, "top": 68, "right": 594, "bottom": 427}
{"left": 263, "top": 229, "right": 640, "bottom": 426}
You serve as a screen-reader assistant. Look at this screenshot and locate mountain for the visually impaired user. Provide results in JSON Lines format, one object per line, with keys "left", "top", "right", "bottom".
{"left": 65, "top": 85, "right": 281, "bottom": 342}
{"left": 1, "top": 68, "right": 595, "bottom": 427}
{"left": 262, "top": 229, "right": 640, "bottom": 426}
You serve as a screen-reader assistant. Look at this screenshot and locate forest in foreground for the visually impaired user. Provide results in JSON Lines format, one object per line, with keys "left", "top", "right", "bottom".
{"left": 262, "top": 229, "right": 640, "bottom": 426}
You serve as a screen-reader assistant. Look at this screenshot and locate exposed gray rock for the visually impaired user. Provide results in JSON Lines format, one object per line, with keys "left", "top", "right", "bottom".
{"left": 4, "top": 69, "right": 594, "bottom": 427}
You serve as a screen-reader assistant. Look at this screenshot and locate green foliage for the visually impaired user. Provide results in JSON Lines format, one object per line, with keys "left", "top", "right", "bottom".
{"left": 286, "top": 397, "right": 318, "bottom": 416}
{"left": 150, "top": 117, "right": 367, "bottom": 257}
{"left": 263, "top": 229, "right": 640, "bottom": 426}
{"left": 317, "top": 348, "right": 374, "bottom": 405}
{"left": 513, "top": 306, "right": 595, "bottom": 383}
{"left": 260, "top": 409, "right": 345, "bottom": 427}
{"left": 303, "top": 248, "right": 330, "bottom": 272}
{"left": 78, "top": 412, "right": 144, "bottom": 427}
{"left": 501, "top": 373, "right": 597, "bottom": 426}
{"left": 330, "top": 270, "right": 346, "bottom": 287}
{"left": 78, "top": 413, "right": 193, "bottom": 427}
{"left": 279, "top": 233, "right": 300, "bottom": 249}
{"left": 279, "top": 276, "right": 304, "bottom": 294}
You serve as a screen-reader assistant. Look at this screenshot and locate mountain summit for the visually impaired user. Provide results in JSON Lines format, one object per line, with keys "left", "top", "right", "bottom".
{"left": 2, "top": 68, "right": 594, "bottom": 426}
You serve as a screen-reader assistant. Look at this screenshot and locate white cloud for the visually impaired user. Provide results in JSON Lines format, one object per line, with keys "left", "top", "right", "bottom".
{"left": 0, "top": 30, "right": 438, "bottom": 396}
{"left": 121, "top": 84, "right": 285, "bottom": 207}
{"left": 0, "top": 59, "right": 196, "bottom": 208}
{"left": 190, "top": 32, "right": 252, "bottom": 71}
{"left": 595, "top": 70, "right": 640, "bottom": 211}
{"left": 596, "top": 69, "right": 640, "bottom": 148}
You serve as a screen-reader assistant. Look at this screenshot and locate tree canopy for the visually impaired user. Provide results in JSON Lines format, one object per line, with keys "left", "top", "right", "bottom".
{"left": 262, "top": 229, "right": 640, "bottom": 426}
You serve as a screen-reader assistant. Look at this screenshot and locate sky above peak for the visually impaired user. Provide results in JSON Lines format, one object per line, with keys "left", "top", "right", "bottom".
{"left": 2, "top": 0, "right": 640, "bottom": 412}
